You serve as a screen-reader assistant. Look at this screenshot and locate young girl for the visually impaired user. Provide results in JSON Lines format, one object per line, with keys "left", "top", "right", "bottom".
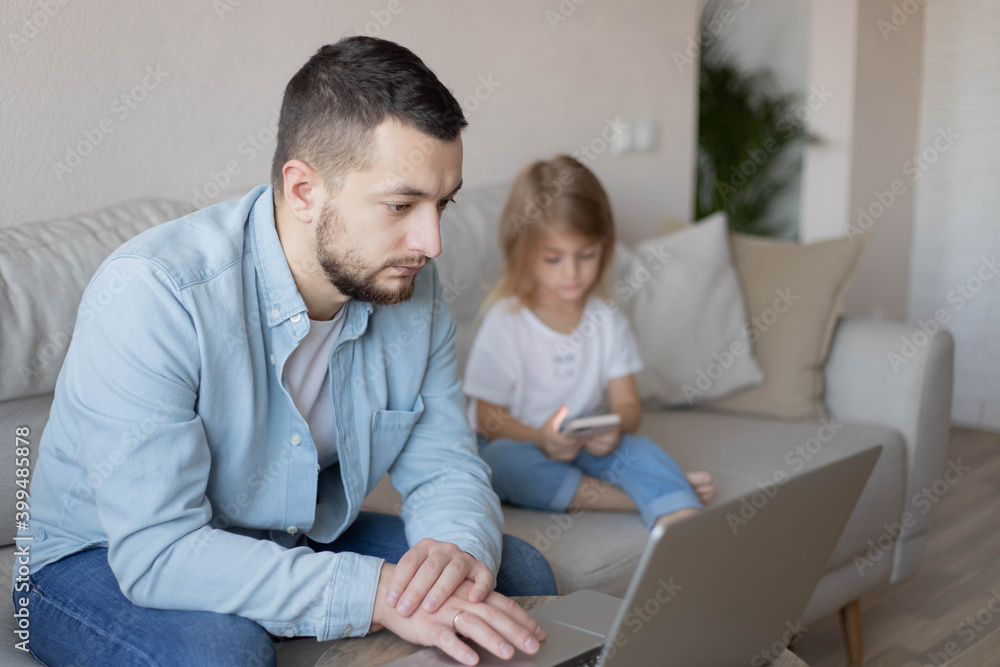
{"left": 462, "top": 155, "right": 714, "bottom": 530}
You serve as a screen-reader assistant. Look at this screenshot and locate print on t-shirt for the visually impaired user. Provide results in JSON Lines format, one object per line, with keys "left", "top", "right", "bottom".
{"left": 553, "top": 350, "right": 576, "bottom": 381}
{"left": 462, "top": 295, "right": 644, "bottom": 430}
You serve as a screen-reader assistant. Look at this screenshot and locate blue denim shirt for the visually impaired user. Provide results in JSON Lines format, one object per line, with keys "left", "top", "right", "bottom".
{"left": 17, "top": 185, "right": 503, "bottom": 641}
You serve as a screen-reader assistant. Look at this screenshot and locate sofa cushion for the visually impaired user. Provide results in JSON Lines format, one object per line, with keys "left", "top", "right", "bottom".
{"left": 636, "top": 410, "right": 905, "bottom": 573}
{"left": 366, "top": 408, "right": 904, "bottom": 596}
{"left": 626, "top": 213, "right": 764, "bottom": 407}
{"left": 0, "top": 199, "right": 195, "bottom": 403}
{"left": 0, "top": 393, "right": 53, "bottom": 549}
{"left": 706, "top": 234, "right": 868, "bottom": 420}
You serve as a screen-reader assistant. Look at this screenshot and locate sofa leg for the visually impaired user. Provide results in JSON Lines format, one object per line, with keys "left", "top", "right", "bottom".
{"left": 839, "top": 599, "right": 864, "bottom": 664}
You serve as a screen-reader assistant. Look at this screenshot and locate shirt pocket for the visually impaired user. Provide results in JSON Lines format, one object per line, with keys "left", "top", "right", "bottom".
{"left": 370, "top": 394, "right": 426, "bottom": 453}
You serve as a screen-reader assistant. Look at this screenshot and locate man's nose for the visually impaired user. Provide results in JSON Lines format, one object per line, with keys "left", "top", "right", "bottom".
{"left": 407, "top": 207, "right": 442, "bottom": 259}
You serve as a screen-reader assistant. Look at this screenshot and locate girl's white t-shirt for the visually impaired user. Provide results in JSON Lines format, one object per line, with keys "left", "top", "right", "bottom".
{"left": 285, "top": 305, "right": 349, "bottom": 470}
{"left": 462, "top": 295, "right": 643, "bottom": 431}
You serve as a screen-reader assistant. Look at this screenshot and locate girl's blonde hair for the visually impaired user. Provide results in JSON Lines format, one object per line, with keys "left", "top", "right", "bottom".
{"left": 481, "top": 155, "right": 616, "bottom": 318}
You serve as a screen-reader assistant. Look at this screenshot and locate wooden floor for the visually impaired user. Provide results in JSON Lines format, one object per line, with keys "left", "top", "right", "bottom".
{"left": 794, "top": 427, "right": 1000, "bottom": 666}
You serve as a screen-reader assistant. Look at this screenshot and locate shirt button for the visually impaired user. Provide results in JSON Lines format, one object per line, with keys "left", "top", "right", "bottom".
{"left": 269, "top": 354, "right": 275, "bottom": 366}
{"left": 341, "top": 625, "right": 353, "bottom": 638}
{"left": 284, "top": 629, "right": 294, "bottom": 638}
{"left": 270, "top": 309, "right": 280, "bottom": 319}
{"left": 287, "top": 526, "right": 298, "bottom": 535}
{"left": 290, "top": 434, "right": 301, "bottom": 446}
{"left": 291, "top": 313, "right": 302, "bottom": 323}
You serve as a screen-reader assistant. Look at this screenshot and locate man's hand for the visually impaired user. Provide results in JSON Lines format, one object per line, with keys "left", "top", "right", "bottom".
{"left": 536, "top": 405, "right": 584, "bottom": 462}
{"left": 372, "top": 566, "right": 547, "bottom": 665}
{"left": 581, "top": 425, "right": 621, "bottom": 457}
{"left": 385, "top": 538, "right": 494, "bottom": 617}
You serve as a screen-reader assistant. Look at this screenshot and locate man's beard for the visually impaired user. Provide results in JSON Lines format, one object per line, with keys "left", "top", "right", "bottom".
{"left": 314, "top": 201, "right": 421, "bottom": 306}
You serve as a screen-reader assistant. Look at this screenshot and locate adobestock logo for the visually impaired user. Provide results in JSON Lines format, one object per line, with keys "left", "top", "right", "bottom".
{"left": 51, "top": 65, "right": 169, "bottom": 181}
{"left": 681, "top": 287, "right": 799, "bottom": 404}
{"left": 7, "top": 0, "right": 72, "bottom": 55}
{"left": 191, "top": 108, "right": 279, "bottom": 208}
{"left": 886, "top": 252, "right": 997, "bottom": 373}
{"left": 847, "top": 126, "right": 959, "bottom": 243}
{"left": 346, "top": 0, "right": 414, "bottom": 38}
{"left": 727, "top": 419, "right": 844, "bottom": 535}
{"left": 602, "top": 577, "right": 683, "bottom": 660}
{"left": 545, "top": 0, "right": 587, "bottom": 31}
{"left": 877, "top": 0, "right": 927, "bottom": 41}
{"left": 853, "top": 459, "right": 970, "bottom": 576}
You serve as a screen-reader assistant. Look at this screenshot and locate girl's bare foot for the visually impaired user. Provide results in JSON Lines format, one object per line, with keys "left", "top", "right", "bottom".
{"left": 686, "top": 471, "right": 715, "bottom": 505}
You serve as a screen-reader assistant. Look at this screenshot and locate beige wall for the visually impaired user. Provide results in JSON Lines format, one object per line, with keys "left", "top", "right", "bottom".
{"left": 844, "top": 0, "right": 924, "bottom": 320}
{"left": 0, "top": 1, "right": 699, "bottom": 245}
{"left": 800, "top": 0, "right": 924, "bottom": 321}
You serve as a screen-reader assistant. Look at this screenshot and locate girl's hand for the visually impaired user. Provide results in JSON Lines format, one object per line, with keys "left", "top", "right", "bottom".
{"left": 581, "top": 426, "right": 621, "bottom": 457}
{"left": 536, "top": 405, "right": 584, "bottom": 462}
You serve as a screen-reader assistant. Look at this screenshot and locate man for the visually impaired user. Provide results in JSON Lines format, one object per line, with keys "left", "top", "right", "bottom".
{"left": 14, "top": 37, "right": 556, "bottom": 666}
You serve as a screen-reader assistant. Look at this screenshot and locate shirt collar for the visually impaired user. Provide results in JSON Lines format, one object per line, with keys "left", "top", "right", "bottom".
{"left": 249, "top": 185, "right": 308, "bottom": 328}
{"left": 248, "top": 185, "right": 373, "bottom": 330}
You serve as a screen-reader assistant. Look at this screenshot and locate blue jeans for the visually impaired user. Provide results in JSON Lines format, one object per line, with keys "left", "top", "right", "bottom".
{"left": 478, "top": 433, "right": 702, "bottom": 528}
{"left": 12, "top": 513, "right": 556, "bottom": 666}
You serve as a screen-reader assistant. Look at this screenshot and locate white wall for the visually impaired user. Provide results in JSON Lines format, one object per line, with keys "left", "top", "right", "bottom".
{"left": 908, "top": 0, "right": 1000, "bottom": 431}
{"left": 799, "top": 1, "right": 859, "bottom": 246}
{"left": 0, "top": 0, "right": 700, "bottom": 245}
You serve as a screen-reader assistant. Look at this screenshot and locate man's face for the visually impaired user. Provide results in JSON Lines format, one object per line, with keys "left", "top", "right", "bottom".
{"left": 314, "top": 119, "right": 463, "bottom": 305}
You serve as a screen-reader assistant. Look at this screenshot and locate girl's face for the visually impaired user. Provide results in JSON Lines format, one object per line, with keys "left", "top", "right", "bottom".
{"left": 532, "top": 227, "right": 605, "bottom": 305}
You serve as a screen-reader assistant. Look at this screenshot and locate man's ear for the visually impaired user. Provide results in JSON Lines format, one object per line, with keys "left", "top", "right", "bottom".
{"left": 281, "top": 160, "right": 321, "bottom": 223}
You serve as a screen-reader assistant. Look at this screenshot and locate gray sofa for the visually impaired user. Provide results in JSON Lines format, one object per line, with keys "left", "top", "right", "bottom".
{"left": 0, "top": 186, "right": 954, "bottom": 665}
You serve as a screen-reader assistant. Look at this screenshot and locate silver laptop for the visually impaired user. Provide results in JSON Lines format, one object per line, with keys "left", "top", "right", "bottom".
{"left": 388, "top": 445, "right": 881, "bottom": 667}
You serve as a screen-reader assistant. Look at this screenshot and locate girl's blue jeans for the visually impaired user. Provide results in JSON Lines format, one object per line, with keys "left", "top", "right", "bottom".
{"left": 12, "top": 512, "right": 556, "bottom": 666}
{"left": 477, "top": 432, "right": 703, "bottom": 529}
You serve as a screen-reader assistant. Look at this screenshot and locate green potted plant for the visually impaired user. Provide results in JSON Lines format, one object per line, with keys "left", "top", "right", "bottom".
{"left": 695, "top": 1, "right": 818, "bottom": 237}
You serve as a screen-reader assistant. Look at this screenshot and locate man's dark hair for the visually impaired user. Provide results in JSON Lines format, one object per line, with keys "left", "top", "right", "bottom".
{"left": 271, "top": 36, "right": 467, "bottom": 198}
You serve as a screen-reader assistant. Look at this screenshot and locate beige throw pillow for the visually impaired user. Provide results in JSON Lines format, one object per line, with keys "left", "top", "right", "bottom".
{"left": 705, "top": 234, "right": 868, "bottom": 420}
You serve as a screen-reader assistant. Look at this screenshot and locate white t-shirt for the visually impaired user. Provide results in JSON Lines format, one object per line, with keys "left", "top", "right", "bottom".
{"left": 462, "top": 295, "right": 643, "bottom": 430}
{"left": 285, "top": 305, "right": 349, "bottom": 470}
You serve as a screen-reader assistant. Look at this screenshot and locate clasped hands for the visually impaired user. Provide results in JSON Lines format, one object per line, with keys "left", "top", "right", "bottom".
{"left": 370, "top": 538, "right": 546, "bottom": 665}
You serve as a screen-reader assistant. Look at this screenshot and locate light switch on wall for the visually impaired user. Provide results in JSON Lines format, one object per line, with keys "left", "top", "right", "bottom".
{"left": 632, "top": 118, "right": 657, "bottom": 152}
{"left": 610, "top": 117, "right": 658, "bottom": 155}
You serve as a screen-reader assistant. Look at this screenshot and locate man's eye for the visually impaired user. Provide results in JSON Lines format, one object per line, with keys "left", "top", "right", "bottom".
{"left": 439, "top": 198, "right": 456, "bottom": 208}
{"left": 386, "top": 203, "right": 410, "bottom": 213}
{"left": 580, "top": 253, "right": 597, "bottom": 260}
{"left": 544, "top": 257, "right": 560, "bottom": 264}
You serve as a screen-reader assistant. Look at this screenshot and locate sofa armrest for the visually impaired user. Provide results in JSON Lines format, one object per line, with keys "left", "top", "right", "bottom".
{"left": 823, "top": 317, "right": 954, "bottom": 582}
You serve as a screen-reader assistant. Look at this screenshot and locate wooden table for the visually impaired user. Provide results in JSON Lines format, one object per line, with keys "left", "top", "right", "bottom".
{"left": 274, "top": 596, "right": 810, "bottom": 666}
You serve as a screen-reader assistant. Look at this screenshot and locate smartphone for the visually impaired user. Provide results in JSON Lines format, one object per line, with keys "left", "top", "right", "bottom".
{"left": 560, "top": 413, "right": 621, "bottom": 437}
